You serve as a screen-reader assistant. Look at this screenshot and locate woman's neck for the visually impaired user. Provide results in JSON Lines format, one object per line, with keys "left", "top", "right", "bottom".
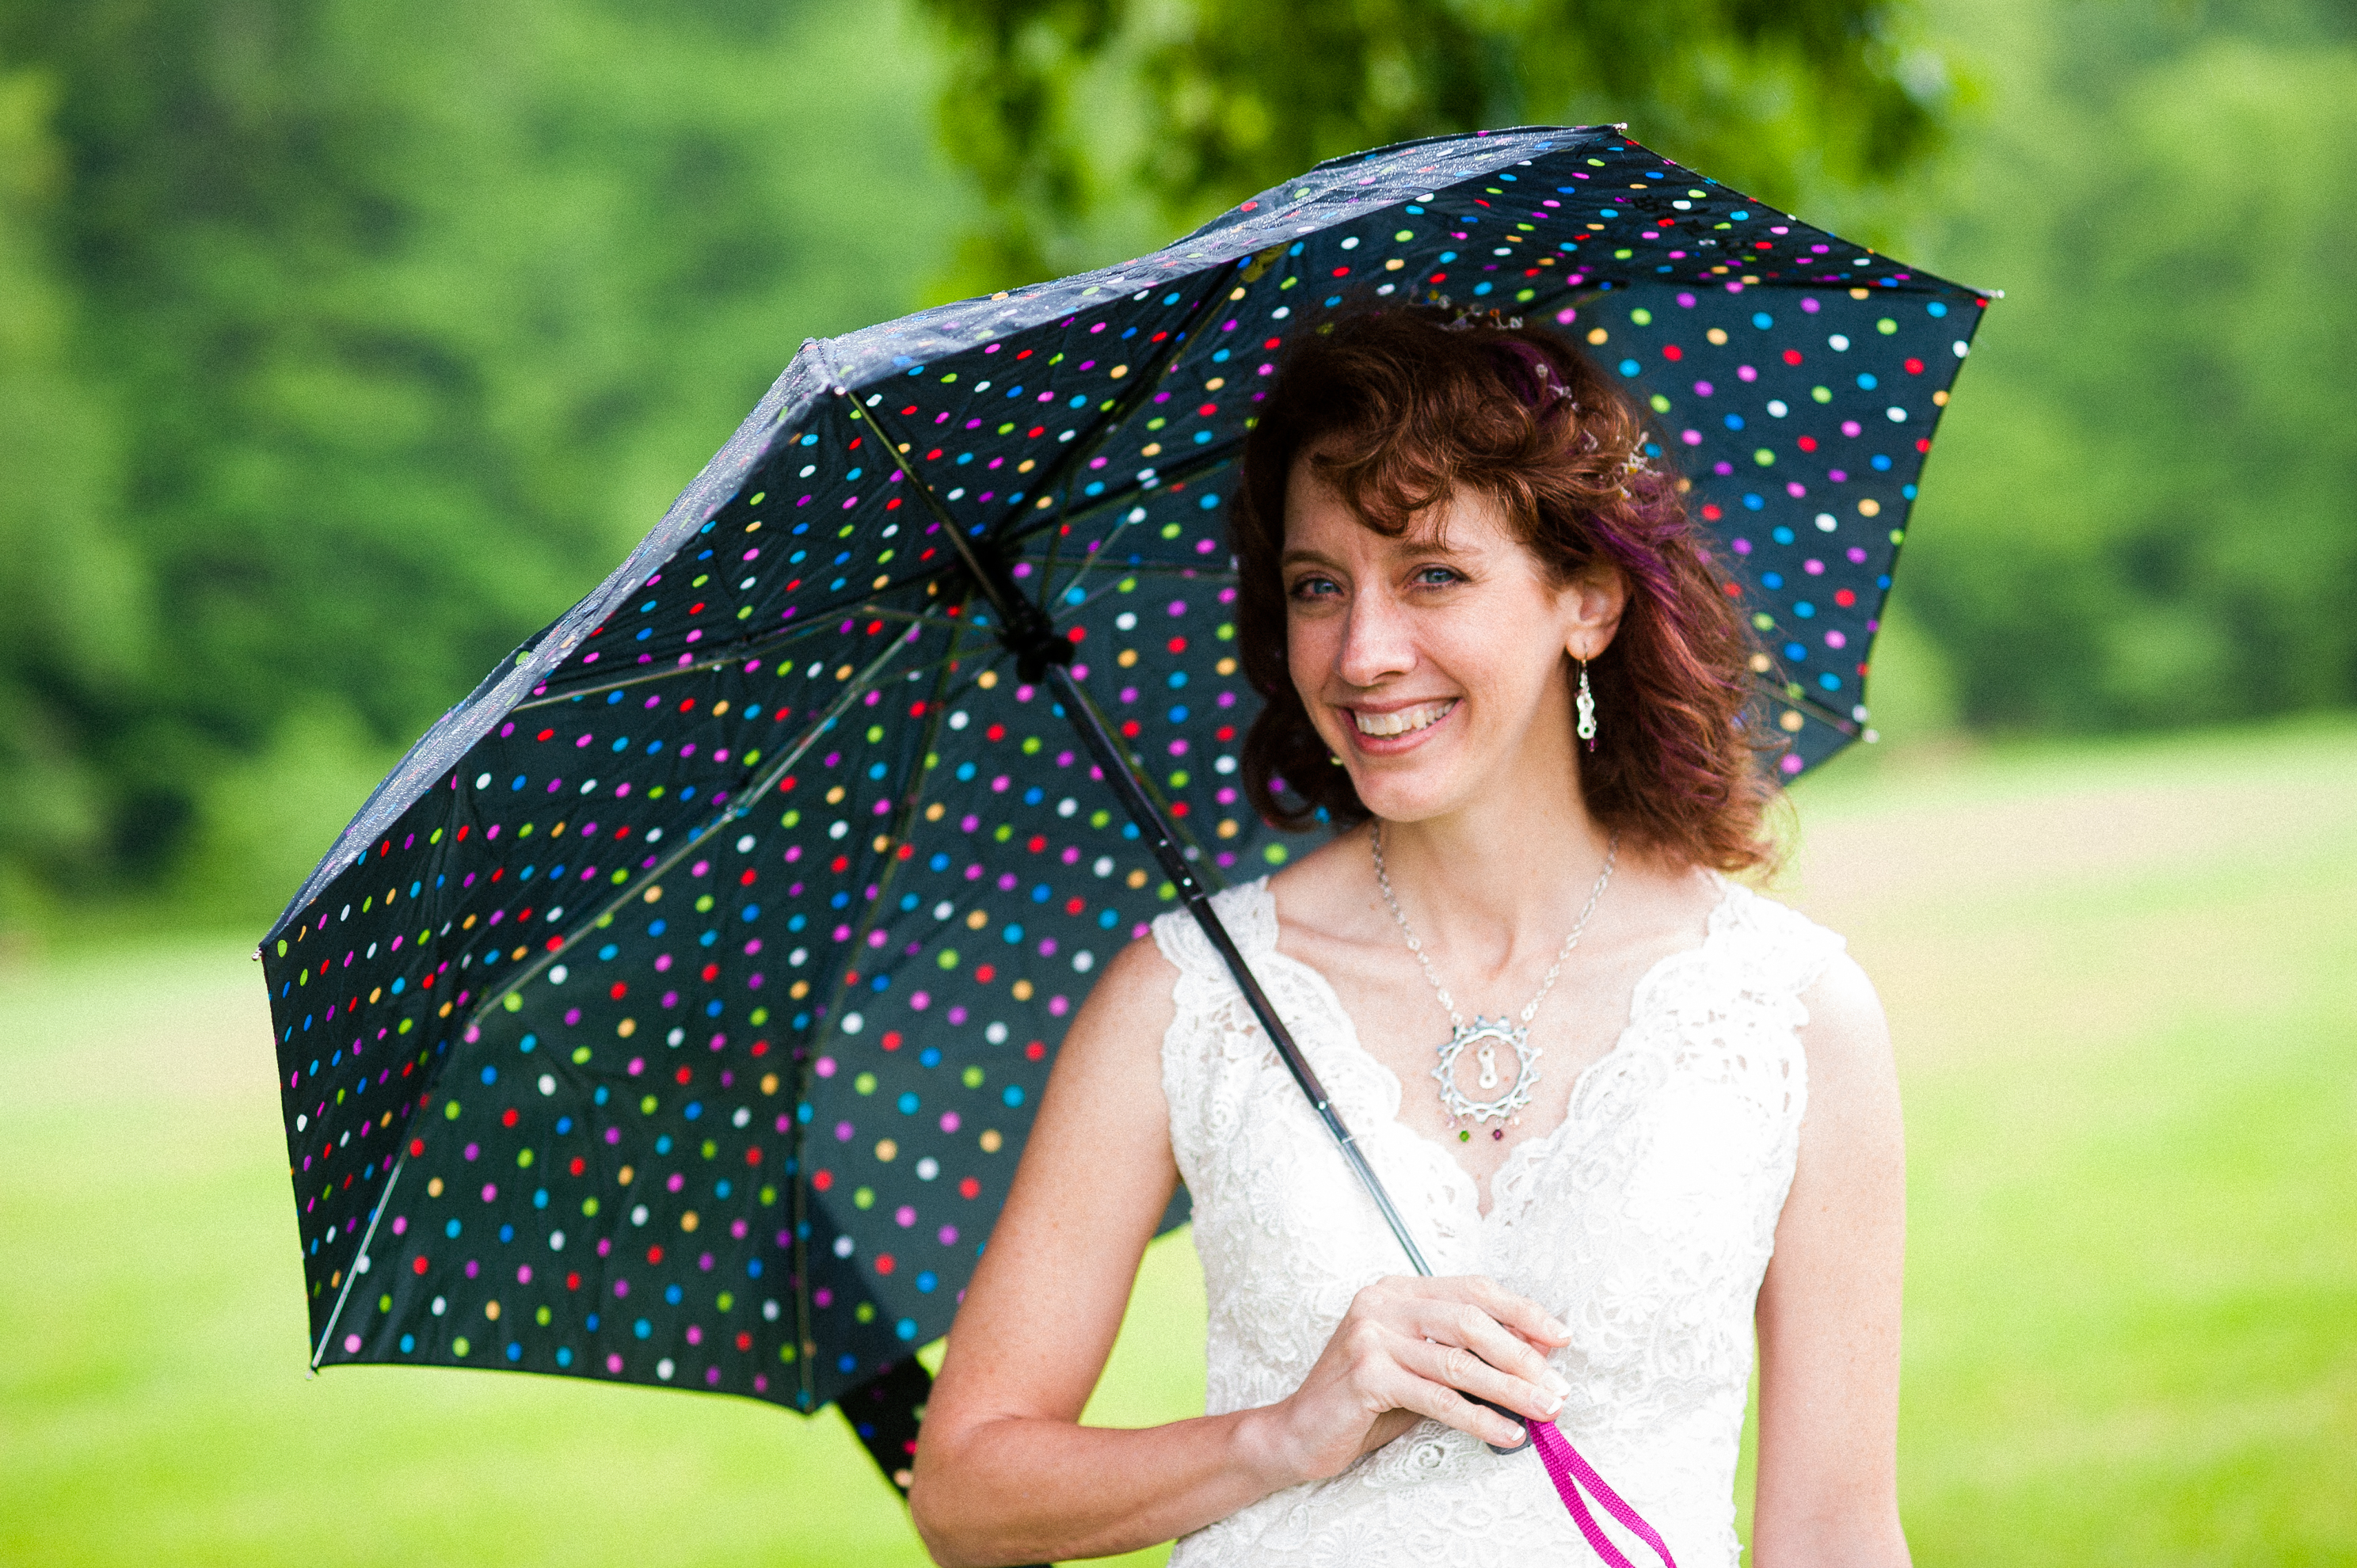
{"left": 1367, "top": 786, "right": 1619, "bottom": 962}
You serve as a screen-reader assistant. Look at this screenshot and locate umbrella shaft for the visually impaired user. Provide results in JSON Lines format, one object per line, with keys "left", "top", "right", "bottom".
{"left": 1041, "top": 664, "right": 1435, "bottom": 1280}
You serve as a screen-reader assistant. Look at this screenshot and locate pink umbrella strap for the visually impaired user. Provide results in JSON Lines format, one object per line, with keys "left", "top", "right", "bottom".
{"left": 1528, "top": 1419, "right": 1677, "bottom": 1568}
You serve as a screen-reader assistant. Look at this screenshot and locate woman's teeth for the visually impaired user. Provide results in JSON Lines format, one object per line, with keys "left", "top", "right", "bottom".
{"left": 1352, "top": 700, "right": 1456, "bottom": 737}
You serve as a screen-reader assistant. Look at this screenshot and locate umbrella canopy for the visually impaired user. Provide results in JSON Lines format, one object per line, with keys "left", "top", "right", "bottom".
{"left": 261, "top": 125, "right": 1986, "bottom": 1492}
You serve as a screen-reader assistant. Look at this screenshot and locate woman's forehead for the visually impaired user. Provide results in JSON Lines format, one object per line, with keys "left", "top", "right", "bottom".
{"left": 1281, "top": 469, "right": 1513, "bottom": 556}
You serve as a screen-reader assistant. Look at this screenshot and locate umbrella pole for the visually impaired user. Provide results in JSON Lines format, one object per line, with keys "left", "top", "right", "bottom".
{"left": 1038, "top": 664, "right": 1435, "bottom": 1278}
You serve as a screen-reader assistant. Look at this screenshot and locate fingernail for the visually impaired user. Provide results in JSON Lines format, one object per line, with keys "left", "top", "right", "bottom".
{"left": 1541, "top": 1368, "right": 1571, "bottom": 1399}
{"left": 1500, "top": 1422, "right": 1529, "bottom": 1448}
{"left": 1538, "top": 1391, "right": 1563, "bottom": 1416}
{"left": 1545, "top": 1317, "right": 1571, "bottom": 1338}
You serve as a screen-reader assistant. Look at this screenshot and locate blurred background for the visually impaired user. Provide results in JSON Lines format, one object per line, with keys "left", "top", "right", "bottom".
{"left": 2, "top": 0, "right": 2350, "bottom": 1562}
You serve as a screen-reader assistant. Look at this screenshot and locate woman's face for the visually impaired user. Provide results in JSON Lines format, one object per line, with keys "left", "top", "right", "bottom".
{"left": 1281, "top": 452, "right": 1621, "bottom": 827}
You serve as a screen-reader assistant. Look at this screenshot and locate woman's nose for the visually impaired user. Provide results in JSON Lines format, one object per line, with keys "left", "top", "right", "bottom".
{"left": 1336, "top": 589, "right": 1414, "bottom": 687}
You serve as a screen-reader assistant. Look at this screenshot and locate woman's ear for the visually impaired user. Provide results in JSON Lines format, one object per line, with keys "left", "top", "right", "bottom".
{"left": 1560, "top": 561, "right": 1628, "bottom": 662}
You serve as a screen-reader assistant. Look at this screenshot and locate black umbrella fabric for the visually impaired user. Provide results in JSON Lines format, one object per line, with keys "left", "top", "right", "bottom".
{"left": 261, "top": 124, "right": 1986, "bottom": 1497}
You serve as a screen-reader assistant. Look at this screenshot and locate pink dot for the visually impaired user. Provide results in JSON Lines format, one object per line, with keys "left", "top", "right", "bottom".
{"left": 344, "top": 1334, "right": 363, "bottom": 1353}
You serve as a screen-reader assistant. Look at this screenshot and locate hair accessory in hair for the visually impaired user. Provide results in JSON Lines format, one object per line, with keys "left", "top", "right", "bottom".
{"left": 1424, "top": 291, "right": 1525, "bottom": 333}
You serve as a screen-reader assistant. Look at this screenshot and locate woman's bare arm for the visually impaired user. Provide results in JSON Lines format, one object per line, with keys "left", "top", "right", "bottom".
{"left": 1752, "top": 951, "right": 1911, "bottom": 1568}
{"left": 908, "top": 937, "right": 1281, "bottom": 1565}
{"left": 909, "top": 935, "right": 1571, "bottom": 1567}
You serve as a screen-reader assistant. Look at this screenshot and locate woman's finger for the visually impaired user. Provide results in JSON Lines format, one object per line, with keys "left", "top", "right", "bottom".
{"left": 1411, "top": 1297, "right": 1567, "bottom": 1405}
{"left": 1456, "top": 1274, "right": 1574, "bottom": 1347}
{"left": 1396, "top": 1329, "right": 1565, "bottom": 1425}
{"left": 1365, "top": 1355, "right": 1530, "bottom": 1450}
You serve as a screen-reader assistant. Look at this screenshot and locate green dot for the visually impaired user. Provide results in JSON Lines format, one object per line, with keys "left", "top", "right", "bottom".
{"left": 1811, "top": 386, "right": 1833, "bottom": 403}
{"left": 516, "top": 1148, "right": 534, "bottom": 1167}
{"left": 855, "top": 1072, "right": 878, "bottom": 1095}
{"left": 1753, "top": 449, "right": 1774, "bottom": 466}
{"left": 938, "top": 949, "right": 959, "bottom": 970}
{"left": 572, "top": 1046, "right": 592, "bottom": 1065}
{"left": 961, "top": 1065, "right": 985, "bottom": 1088}
{"left": 452, "top": 1337, "right": 470, "bottom": 1357}
{"left": 1649, "top": 394, "right": 1671, "bottom": 413}
{"left": 640, "top": 1094, "right": 658, "bottom": 1114}
{"left": 444, "top": 1101, "right": 462, "bottom": 1120}
{"left": 1262, "top": 844, "right": 1289, "bottom": 866}
{"left": 1876, "top": 318, "right": 1898, "bottom": 334}
{"left": 583, "top": 1197, "right": 600, "bottom": 1216}
{"left": 1630, "top": 307, "right": 1653, "bottom": 325}
{"left": 854, "top": 1187, "right": 875, "bottom": 1210}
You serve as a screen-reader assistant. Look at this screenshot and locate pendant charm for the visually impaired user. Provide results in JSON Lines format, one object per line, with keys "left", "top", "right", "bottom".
{"left": 1575, "top": 660, "right": 1598, "bottom": 752}
{"left": 1431, "top": 1018, "right": 1541, "bottom": 1125}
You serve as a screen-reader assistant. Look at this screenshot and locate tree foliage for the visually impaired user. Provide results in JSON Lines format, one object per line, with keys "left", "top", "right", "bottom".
{"left": 1902, "top": 0, "right": 2357, "bottom": 729}
{"left": 916, "top": 0, "right": 1952, "bottom": 290}
{"left": 0, "top": 0, "right": 967, "bottom": 924}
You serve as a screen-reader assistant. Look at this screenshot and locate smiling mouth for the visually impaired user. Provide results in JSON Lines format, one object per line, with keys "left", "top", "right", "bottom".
{"left": 1351, "top": 700, "right": 1456, "bottom": 737}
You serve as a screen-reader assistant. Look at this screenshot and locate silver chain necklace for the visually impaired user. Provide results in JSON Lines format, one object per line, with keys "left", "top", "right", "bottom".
{"left": 1372, "top": 824, "right": 1620, "bottom": 1141}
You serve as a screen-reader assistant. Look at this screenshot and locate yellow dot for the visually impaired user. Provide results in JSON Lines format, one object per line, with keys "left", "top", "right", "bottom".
{"left": 1586, "top": 327, "right": 1609, "bottom": 345}
{"left": 617, "top": 1018, "right": 635, "bottom": 1037}
{"left": 875, "top": 1140, "right": 898, "bottom": 1162}
{"left": 485, "top": 1300, "right": 501, "bottom": 1321}
{"left": 980, "top": 1129, "right": 1003, "bottom": 1153}
{"left": 427, "top": 1177, "right": 444, "bottom": 1198}
{"left": 681, "top": 1212, "right": 699, "bottom": 1232}
{"left": 1011, "top": 979, "right": 1034, "bottom": 1001}
{"left": 1707, "top": 327, "right": 1729, "bottom": 345}
{"left": 1859, "top": 498, "right": 1882, "bottom": 517}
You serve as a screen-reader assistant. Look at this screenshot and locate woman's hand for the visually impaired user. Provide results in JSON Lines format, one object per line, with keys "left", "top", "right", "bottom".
{"left": 1243, "top": 1273, "right": 1575, "bottom": 1485}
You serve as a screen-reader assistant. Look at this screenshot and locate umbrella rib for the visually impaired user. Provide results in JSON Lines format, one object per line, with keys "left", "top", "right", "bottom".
{"left": 510, "top": 603, "right": 958, "bottom": 711}
{"left": 1014, "top": 442, "right": 1241, "bottom": 554}
{"left": 309, "top": 1156, "right": 406, "bottom": 1370}
{"left": 1753, "top": 677, "right": 1863, "bottom": 736}
{"left": 1021, "top": 264, "right": 1245, "bottom": 601}
{"left": 462, "top": 631, "right": 922, "bottom": 1031}
{"left": 789, "top": 632, "right": 968, "bottom": 1410}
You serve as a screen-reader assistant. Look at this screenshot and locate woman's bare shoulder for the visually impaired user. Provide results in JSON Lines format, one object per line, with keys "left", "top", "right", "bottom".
{"left": 1060, "top": 929, "right": 1182, "bottom": 1059}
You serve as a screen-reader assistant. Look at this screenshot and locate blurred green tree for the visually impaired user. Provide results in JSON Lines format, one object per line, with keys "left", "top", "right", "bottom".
{"left": 1902, "top": 0, "right": 2357, "bottom": 729}
{"left": 0, "top": 0, "right": 967, "bottom": 925}
{"left": 915, "top": 0, "right": 1954, "bottom": 291}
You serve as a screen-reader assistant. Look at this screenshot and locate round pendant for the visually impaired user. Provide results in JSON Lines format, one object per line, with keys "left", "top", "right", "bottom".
{"left": 1431, "top": 1018, "right": 1541, "bottom": 1125}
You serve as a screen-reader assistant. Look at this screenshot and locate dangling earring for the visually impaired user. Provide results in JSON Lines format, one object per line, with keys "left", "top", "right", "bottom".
{"left": 1575, "top": 658, "right": 1598, "bottom": 752}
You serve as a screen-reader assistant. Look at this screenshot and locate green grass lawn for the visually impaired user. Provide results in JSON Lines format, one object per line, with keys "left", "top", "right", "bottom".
{"left": 5, "top": 718, "right": 2352, "bottom": 1566}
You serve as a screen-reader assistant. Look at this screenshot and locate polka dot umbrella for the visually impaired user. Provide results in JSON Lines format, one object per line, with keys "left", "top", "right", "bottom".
{"left": 261, "top": 124, "right": 1987, "bottom": 1505}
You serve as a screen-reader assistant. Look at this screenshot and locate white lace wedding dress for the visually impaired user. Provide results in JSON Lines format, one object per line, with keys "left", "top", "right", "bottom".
{"left": 1151, "top": 875, "right": 1845, "bottom": 1567}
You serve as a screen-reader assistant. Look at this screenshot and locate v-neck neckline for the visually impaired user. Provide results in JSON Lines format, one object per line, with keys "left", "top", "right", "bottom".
{"left": 1247, "top": 874, "right": 1741, "bottom": 1227}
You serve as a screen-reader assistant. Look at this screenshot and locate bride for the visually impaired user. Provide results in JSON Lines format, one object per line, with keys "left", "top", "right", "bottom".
{"left": 908, "top": 308, "right": 1910, "bottom": 1567}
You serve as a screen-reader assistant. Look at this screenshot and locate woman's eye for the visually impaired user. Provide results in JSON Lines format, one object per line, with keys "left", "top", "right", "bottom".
{"left": 1412, "top": 566, "right": 1462, "bottom": 587}
{"left": 1288, "top": 576, "right": 1340, "bottom": 599}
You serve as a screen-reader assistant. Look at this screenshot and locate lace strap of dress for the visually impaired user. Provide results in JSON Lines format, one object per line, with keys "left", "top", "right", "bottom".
{"left": 1706, "top": 879, "right": 1849, "bottom": 1023}
{"left": 1148, "top": 878, "right": 1278, "bottom": 995}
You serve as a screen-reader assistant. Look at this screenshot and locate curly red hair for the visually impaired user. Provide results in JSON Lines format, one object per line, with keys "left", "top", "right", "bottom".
{"left": 1232, "top": 307, "right": 1777, "bottom": 873}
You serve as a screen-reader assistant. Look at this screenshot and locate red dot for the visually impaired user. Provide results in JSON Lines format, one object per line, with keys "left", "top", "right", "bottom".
{"left": 412, "top": 1256, "right": 429, "bottom": 1275}
{"left": 874, "top": 1254, "right": 896, "bottom": 1275}
{"left": 1904, "top": 358, "right": 1925, "bottom": 375}
{"left": 1662, "top": 344, "right": 1683, "bottom": 361}
{"left": 1834, "top": 588, "right": 1857, "bottom": 607}
{"left": 1026, "top": 1041, "right": 1046, "bottom": 1061}
{"left": 958, "top": 1178, "right": 981, "bottom": 1199}
{"left": 813, "top": 1170, "right": 834, "bottom": 1191}
{"left": 1782, "top": 348, "right": 1803, "bottom": 366}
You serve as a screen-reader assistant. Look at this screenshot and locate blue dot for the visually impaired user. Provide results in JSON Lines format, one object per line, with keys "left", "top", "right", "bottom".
{"left": 555, "top": 1346, "right": 573, "bottom": 1367}
{"left": 897, "top": 1091, "right": 920, "bottom": 1113}
{"left": 480, "top": 1065, "right": 497, "bottom": 1085}
{"left": 445, "top": 1218, "right": 461, "bottom": 1239}
{"left": 399, "top": 1334, "right": 416, "bottom": 1353}
{"left": 635, "top": 1319, "right": 652, "bottom": 1339}
{"left": 505, "top": 1342, "right": 523, "bottom": 1362}
{"left": 664, "top": 1284, "right": 683, "bottom": 1305}
{"left": 1002, "top": 1086, "right": 1026, "bottom": 1108}
{"left": 1751, "top": 312, "right": 1773, "bottom": 329}
{"left": 1793, "top": 601, "right": 1817, "bottom": 618}
{"left": 1784, "top": 642, "right": 1807, "bottom": 660}
{"left": 1818, "top": 673, "right": 1842, "bottom": 691}
{"left": 1618, "top": 358, "right": 1640, "bottom": 376}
